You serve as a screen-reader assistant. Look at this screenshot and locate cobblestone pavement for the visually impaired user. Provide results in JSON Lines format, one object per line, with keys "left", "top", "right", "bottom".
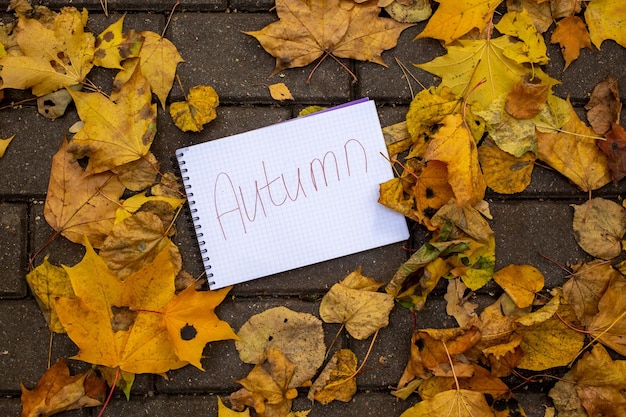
{"left": 1, "top": 1, "right": 625, "bottom": 416}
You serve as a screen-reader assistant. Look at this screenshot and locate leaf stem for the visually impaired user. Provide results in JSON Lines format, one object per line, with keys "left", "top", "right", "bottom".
{"left": 97, "top": 366, "right": 120, "bottom": 417}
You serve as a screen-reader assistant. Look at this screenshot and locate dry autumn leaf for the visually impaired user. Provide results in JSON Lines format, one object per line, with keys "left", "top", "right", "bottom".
{"left": 111, "top": 31, "right": 184, "bottom": 108}
{"left": 230, "top": 348, "right": 299, "bottom": 417}
{"left": 493, "top": 264, "right": 544, "bottom": 309}
{"left": 56, "top": 242, "right": 218, "bottom": 374}
{"left": 25, "top": 256, "right": 74, "bottom": 333}
{"left": 495, "top": 9, "right": 549, "bottom": 65}
{"left": 236, "top": 307, "right": 325, "bottom": 387}
{"left": 563, "top": 260, "right": 620, "bottom": 326}
{"left": 536, "top": 100, "right": 612, "bottom": 192}
{"left": 68, "top": 63, "right": 156, "bottom": 174}
{"left": 444, "top": 279, "right": 478, "bottom": 328}
{"left": 307, "top": 349, "right": 357, "bottom": 404}
{"left": 415, "top": 0, "right": 501, "bottom": 44}
{"left": 319, "top": 268, "right": 394, "bottom": 339}
{"left": 584, "top": 0, "right": 626, "bottom": 49}
{"left": 423, "top": 114, "right": 486, "bottom": 207}
{"left": 218, "top": 396, "right": 251, "bottom": 417}
{"left": 572, "top": 197, "right": 626, "bottom": 260}
{"left": 585, "top": 75, "right": 622, "bottom": 136}
{"left": 93, "top": 14, "right": 143, "bottom": 69}
{"left": 20, "top": 358, "right": 106, "bottom": 417}
{"left": 415, "top": 35, "right": 557, "bottom": 108}
{"left": 245, "top": 0, "right": 413, "bottom": 76}
{"left": 0, "top": 135, "right": 14, "bottom": 158}
{"left": 43, "top": 138, "right": 126, "bottom": 248}
{"left": 505, "top": 76, "right": 550, "bottom": 119}
{"left": 170, "top": 85, "right": 220, "bottom": 132}
{"left": 163, "top": 284, "right": 238, "bottom": 369}
{"left": 599, "top": 123, "right": 626, "bottom": 183}
{"left": 400, "top": 388, "right": 495, "bottom": 417}
{"left": 268, "top": 83, "right": 294, "bottom": 101}
{"left": 588, "top": 277, "right": 626, "bottom": 356}
{"left": 477, "top": 140, "right": 535, "bottom": 194}
{"left": 550, "top": 16, "right": 592, "bottom": 71}
{"left": 0, "top": 7, "right": 94, "bottom": 96}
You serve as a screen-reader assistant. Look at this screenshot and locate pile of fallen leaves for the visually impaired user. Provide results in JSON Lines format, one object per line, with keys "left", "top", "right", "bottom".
{"left": 2, "top": 0, "right": 626, "bottom": 416}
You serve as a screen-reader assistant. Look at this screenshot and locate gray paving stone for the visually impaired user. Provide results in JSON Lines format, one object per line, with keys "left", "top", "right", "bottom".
{"left": 294, "top": 392, "right": 414, "bottom": 417}
{"left": 166, "top": 13, "right": 353, "bottom": 105}
{"left": 0, "top": 109, "right": 70, "bottom": 198}
{"left": 490, "top": 198, "right": 590, "bottom": 289}
{"left": 0, "top": 204, "right": 27, "bottom": 298}
{"left": 0, "top": 398, "right": 25, "bottom": 417}
{"left": 0, "top": 0, "right": 227, "bottom": 12}
{"left": 0, "top": 299, "right": 78, "bottom": 392}
{"left": 92, "top": 394, "right": 219, "bottom": 416}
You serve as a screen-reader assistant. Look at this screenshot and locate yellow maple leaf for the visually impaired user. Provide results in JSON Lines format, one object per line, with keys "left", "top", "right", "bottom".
{"left": 415, "top": 36, "right": 557, "bottom": 109}
{"left": 0, "top": 135, "right": 14, "bottom": 158}
{"left": 423, "top": 114, "right": 486, "bottom": 207}
{"left": 245, "top": 0, "right": 413, "bottom": 76}
{"left": 0, "top": 7, "right": 94, "bottom": 96}
{"left": 163, "top": 284, "right": 238, "bottom": 370}
{"left": 495, "top": 9, "right": 548, "bottom": 65}
{"left": 493, "top": 264, "right": 544, "bottom": 309}
{"left": 585, "top": 0, "right": 626, "bottom": 49}
{"left": 68, "top": 63, "right": 157, "bottom": 174}
{"left": 55, "top": 242, "right": 186, "bottom": 374}
{"left": 112, "top": 31, "right": 184, "bottom": 109}
{"left": 415, "top": 0, "right": 501, "bottom": 44}
{"left": 307, "top": 349, "right": 357, "bottom": 404}
{"left": 478, "top": 140, "right": 535, "bottom": 194}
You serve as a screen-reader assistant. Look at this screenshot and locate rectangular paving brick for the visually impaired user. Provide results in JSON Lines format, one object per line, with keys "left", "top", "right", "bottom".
{"left": 0, "top": 204, "right": 27, "bottom": 298}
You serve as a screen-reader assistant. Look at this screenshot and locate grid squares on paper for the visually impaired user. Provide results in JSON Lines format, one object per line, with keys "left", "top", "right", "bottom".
{"left": 176, "top": 100, "right": 409, "bottom": 288}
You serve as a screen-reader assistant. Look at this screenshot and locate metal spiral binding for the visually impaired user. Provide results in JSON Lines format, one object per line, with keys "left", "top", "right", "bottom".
{"left": 176, "top": 150, "right": 215, "bottom": 286}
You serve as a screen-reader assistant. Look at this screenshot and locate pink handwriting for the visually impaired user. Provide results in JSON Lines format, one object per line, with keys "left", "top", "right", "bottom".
{"left": 214, "top": 138, "right": 368, "bottom": 240}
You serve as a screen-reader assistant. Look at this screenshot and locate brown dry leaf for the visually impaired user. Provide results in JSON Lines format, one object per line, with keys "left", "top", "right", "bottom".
{"left": 551, "top": 16, "right": 592, "bottom": 71}
{"left": 170, "top": 85, "right": 219, "bottom": 132}
{"left": 236, "top": 307, "right": 325, "bottom": 387}
{"left": 423, "top": 114, "right": 486, "bottom": 207}
{"left": 268, "top": 83, "right": 294, "bottom": 101}
{"left": 218, "top": 396, "right": 251, "bottom": 417}
{"left": 230, "top": 348, "right": 299, "bottom": 417}
{"left": 481, "top": 333, "right": 524, "bottom": 377}
{"left": 550, "top": 344, "right": 626, "bottom": 417}
{"left": 585, "top": 75, "right": 622, "bottom": 136}
{"left": 563, "top": 260, "right": 620, "bottom": 326}
{"left": 319, "top": 268, "right": 394, "bottom": 339}
{"left": 588, "top": 277, "right": 626, "bottom": 355}
{"left": 457, "top": 366, "right": 511, "bottom": 399}
{"left": 112, "top": 152, "right": 159, "bottom": 192}
{"left": 536, "top": 100, "right": 611, "bottom": 192}
{"left": 99, "top": 212, "right": 175, "bottom": 279}
{"left": 493, "top": 264, "right": 544, "bottom": 309}
{"left": 444, "top": 278, "right": 478, "bottom": 328}
{"left": 307, "top": 349, "right": 357, "bottom": 404}
{"left": 20, "top": 359, "right": 106, "bottom": 417}
{"left": 572, "top": 197, "right": 626, "bottom": 260}
{"left": 400, "top": 388, "right": 494, "bottom": 417}
{"left": 505, "top": 75, "right": 549, "bottom": 119}
{"left": 430, "top": 198, "right": 493, "bottom": 243}
{"left": 43, "top": 138, "right": 126, "bottom": 248}
{"left": 25, "top": 256, "right": 74, "bottom": 333}
{"left": 68, "top": 63, "right": 157, "bottom": 175}
{"left": 598, "top": 123, "right": 626, "bottom": 183}
{"left": 245, "top": 0, "right": 413, "bottom": 76}
{"left": 478, "top": 140, "right": 535, "bottom": 194}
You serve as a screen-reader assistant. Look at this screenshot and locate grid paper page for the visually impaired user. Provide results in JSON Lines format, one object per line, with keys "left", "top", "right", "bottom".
{"left": 176, "top": 99, "right": 409, "bottom": 289}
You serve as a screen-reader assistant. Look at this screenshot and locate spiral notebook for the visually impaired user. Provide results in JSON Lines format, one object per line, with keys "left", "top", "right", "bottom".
{"left": 176, "top": 99, "right": 409, "bottom": 289}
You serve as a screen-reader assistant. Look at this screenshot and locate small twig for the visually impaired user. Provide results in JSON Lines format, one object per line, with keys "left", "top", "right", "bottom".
{"left": 325, "top": 323, "right": 345, "bottom": 360}
{"left": 162, "top": 1, "right": 180, "bottom": 39}
{"left": 394, "top": 56, "right": 427, "bottom": 97}
{"left": 97, "top": 367, "right": 120, "bottom": 417}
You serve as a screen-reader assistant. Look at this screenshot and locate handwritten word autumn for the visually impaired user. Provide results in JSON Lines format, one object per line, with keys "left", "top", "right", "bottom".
{"left": 213, "top": 139, "right": 368, "bottom": 239}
